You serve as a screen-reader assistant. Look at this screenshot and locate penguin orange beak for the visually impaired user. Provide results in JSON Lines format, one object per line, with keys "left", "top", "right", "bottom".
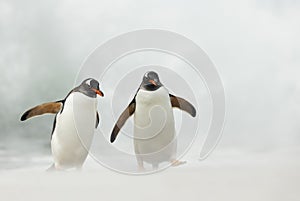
{"left": 149, "top": 80, "right": 157, "bottom": 86}
{"left": 92, "top": 88, "right": 104, "bottom": 97}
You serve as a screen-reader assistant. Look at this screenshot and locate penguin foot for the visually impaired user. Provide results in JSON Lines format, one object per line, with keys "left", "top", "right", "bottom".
{"left": 137, "top": 158, "right": 145, "bottom": 172}
{"left": 76, "top": 165, "right": 83, "bottom": 171}
{"left": 46, "top": 163, "right": 67, "bottom": 172}
{"left": 171, "top": 160, "right": 187, "bottom": 167}
{"left": 152, "top": 164, "right": 159, "bottom": 170}
{"left": 138, "top": 166, "right": 145, "bottom": 172}
{"left": 46, "top": 164, "right": 56, "bottom": 172}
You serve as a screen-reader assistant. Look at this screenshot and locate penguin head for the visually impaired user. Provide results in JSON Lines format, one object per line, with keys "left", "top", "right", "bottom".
{"left": 140, "top": 71, "right": 163, "bottom": 91}
{"left": 77, "top": 78, "right": 104, "bottom": 98}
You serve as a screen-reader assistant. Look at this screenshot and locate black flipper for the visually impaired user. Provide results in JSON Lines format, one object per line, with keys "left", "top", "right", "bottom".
{"left": 170, "top": 94, "right": 196, "bottom": 117}
{"left": 110, "top": 100, "right": 136, "bottom": 143}
{"left": 96, "top": 111, "right": 99, "bottom": 128}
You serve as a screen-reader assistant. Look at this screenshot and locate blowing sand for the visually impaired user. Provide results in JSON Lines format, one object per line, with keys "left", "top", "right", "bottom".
{"left": 1, "top": 149, "right": 299, "bottom": 201}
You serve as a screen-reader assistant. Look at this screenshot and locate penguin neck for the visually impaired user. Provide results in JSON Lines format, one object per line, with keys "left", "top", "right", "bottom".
{"left": 136, "top": 87, "right": 169, "bottom": 104}
{"left": 66, "top": 92, "right": 97, "bottom": 109}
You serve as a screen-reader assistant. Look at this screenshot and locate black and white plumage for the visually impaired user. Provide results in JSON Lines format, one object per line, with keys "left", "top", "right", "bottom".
{"left": 21, "top": 78, "right": 104, "bottom": 170}
{"left": 110, "top": 71, "right": 196, "bottom": 170}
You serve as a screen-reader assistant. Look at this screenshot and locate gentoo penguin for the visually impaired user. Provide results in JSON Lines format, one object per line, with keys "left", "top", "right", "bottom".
{"left": 110, "top": 71, "right": 196, "bottom": 170}
{"left": 21, "top": 78, "right": 104, "bottom": 170}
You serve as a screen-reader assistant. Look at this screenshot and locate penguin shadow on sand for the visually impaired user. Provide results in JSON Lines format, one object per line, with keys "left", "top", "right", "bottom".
{"left": 20, "top": 78, "right": 104, "bottom": 171}
{"left": 110, "top": 71, "right": 196, "bottom": 172}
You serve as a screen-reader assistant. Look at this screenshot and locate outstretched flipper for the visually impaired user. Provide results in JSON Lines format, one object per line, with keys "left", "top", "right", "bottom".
{"left": 20, "top": 101, "right": 63, "bottom": 121}
{"left": 170, "top": 94, "right": 196, "bottom": 117}
{"left": 110, "top": 100, "right": 136, "bottom": 143}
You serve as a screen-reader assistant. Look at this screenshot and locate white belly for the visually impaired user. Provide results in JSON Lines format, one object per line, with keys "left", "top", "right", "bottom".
{"left": 134, "top": 87, "right": 176, "bottom": 164}
{"left": 51, "top": 92, "right": 97, "bottom": 169}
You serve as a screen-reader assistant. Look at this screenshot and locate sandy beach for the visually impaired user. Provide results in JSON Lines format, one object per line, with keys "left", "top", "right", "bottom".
{"left": 1, "top": 149, "right": 299, "bottom": 201}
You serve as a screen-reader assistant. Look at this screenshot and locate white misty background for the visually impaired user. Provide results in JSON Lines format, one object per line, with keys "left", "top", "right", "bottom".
{"left": 0, "top": 0, "right": 299, "bottom": 167}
